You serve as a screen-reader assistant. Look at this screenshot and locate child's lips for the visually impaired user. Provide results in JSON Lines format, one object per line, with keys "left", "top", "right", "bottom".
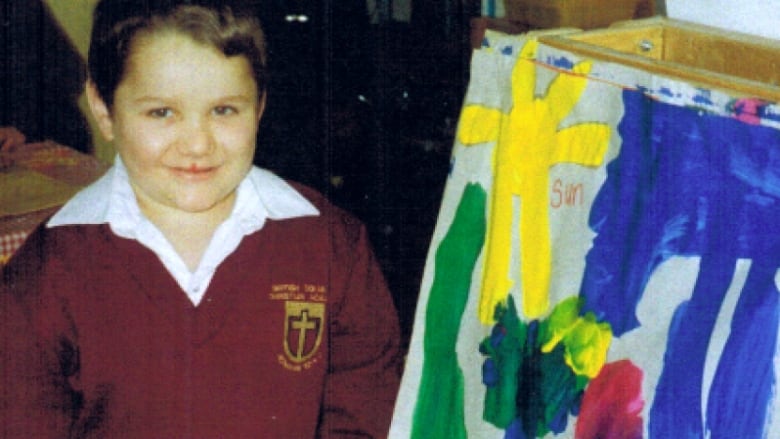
{"left": 171, "top": 163, "right": 218, "bottom": 179}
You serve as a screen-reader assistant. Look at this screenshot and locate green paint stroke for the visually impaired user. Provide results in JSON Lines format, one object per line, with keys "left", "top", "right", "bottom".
{"left": 480, "top": 296, "right": 526, "bottom": 428}
{"left": 411, "top": 183, "right": 487, "bottom": 439}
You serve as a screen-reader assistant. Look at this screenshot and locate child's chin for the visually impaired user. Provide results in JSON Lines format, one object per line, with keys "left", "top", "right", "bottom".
{"left": 175, "top": 192, "right": 236, "bottom": 215}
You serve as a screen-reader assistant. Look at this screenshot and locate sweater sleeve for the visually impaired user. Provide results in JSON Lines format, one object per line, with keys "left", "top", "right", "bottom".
{"left": 318, "top": 220, "right": 403, "bottom": 438}
{"left": 0, "top": 228, "right": 81, "bottom": 437}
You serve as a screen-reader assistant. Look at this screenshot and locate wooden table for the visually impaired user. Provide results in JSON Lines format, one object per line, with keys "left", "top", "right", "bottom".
{"left": 0, "top": 141, "right": 108, "bottom": 265}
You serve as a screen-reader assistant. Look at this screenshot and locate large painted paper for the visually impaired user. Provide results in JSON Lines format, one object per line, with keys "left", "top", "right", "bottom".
{"left": 391, "top": 31, "right": 780, "bottom": 438}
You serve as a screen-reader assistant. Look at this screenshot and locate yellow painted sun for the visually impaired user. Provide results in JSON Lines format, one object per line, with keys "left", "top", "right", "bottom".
{"left": 458, "top": 39, "right": 610, "bottom": 323}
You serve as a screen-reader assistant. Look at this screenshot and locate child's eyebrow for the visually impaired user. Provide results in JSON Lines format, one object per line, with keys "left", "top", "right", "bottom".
{"left": 130, "top": 94, "right": 255, "bottom": 105}
{"left": 131, "top": 96, "right": 173, "bottom": 105}
{"left": 215, "top": 95, "right": 256, "bottom": 103}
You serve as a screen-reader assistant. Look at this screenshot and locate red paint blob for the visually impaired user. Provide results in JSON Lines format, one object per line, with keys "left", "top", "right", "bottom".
{"left": 575, "top": 359, "right": 644, "bottom": 439}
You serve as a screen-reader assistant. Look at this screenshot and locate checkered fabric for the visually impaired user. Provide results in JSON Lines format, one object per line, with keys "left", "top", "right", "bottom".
{"left": 0, "top": 231, "right": 28, "bottom": 266}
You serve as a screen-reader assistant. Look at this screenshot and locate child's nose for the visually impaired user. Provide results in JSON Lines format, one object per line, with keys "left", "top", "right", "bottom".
{"left": 179, "top": 118, "right": 215, "bottom": 156}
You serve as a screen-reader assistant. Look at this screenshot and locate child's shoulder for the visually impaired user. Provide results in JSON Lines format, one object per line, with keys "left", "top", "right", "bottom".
{"left": 282, "top": 180, "right": 367, "bottom": 240}
{"left": 2, "top": 222, "right": 114, "bottom": 295}
{"left": 286, "top": 181, "right": 356, "bottom": 221}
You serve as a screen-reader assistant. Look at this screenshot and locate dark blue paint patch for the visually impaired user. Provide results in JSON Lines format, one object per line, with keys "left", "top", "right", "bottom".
{"left": 758, "top": 105, "right": 780, "bottom": 124}
{"left": 505, "top": 417, "right": 527, "bottom": 439}
{"left": 692, "top": 89, "right": 714, "bottom": 106}
{"left": 658, "top": 87, "right": 675, "bottom": 98}
{"left": 482, "top": 358, "right": 499, "bottom": 386}
{"left": 545, "top": 56, "right": 575, "bottom": 70}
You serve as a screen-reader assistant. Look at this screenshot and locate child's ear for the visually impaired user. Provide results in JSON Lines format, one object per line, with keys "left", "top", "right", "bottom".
{"left": 85, "top": 81, "right": 115, "bottom": 142}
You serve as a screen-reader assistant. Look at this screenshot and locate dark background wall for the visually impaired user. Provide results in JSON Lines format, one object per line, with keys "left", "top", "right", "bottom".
{"left": 248, "top": 1, "right": 476, "bottom": 346}
{"left": 1, "top": 0, "right": 92, "bottom": 153}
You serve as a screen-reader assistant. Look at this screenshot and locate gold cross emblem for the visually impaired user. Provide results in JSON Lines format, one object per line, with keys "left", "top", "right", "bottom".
{"left": 284, "top": 301, "right": 325, "bottom": 363}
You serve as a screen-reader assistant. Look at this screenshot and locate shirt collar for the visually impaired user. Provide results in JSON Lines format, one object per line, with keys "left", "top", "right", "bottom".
{"left": 48, "top": 156, "right": 319, "bottom": 230}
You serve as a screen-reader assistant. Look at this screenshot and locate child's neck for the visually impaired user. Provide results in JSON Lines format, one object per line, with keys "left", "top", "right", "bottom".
{"left": 138, "top": 197, "right": 235, "bottom": 272}
{"left": 154, "top": 215, "right": 221, "bottom": 272}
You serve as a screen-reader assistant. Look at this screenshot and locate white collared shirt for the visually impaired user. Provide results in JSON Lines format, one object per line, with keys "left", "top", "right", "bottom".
{"left": 48, "top": 158, "right": 319, "bottom": 306}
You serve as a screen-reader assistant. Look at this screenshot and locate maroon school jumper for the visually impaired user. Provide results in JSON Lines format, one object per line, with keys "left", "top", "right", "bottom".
{"left": 0, "top": 185, "right": 402, "bottom": 438}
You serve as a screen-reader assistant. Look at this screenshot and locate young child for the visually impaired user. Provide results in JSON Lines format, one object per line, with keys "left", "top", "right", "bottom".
{"left": 0, "top": 1, "right": 402, "bottom": 437}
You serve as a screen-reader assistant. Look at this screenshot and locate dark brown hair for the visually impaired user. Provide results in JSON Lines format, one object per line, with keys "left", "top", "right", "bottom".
{"left": 88, "top": 0, "right": 268, "bottom": 109}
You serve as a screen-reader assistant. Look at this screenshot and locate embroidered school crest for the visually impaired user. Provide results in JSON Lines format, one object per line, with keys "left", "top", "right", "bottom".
{"left": 283, "top": 301, "right": 325, "bottom": 363}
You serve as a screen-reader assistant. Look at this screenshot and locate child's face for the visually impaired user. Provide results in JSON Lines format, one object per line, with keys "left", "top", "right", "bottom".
{"left": 89, "top": 31, "right": 263, "bottom": 217}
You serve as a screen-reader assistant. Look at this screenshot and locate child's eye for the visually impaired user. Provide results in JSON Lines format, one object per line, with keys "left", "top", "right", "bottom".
{"left": 213, "top": 106, "right": 237, "bottom": 116}
{"left": 148, "top": 108, "right": 173, "bottom": 118}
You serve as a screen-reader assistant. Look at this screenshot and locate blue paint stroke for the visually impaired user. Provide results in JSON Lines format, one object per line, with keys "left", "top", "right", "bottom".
{"left": 649, "top": 252, "right": 736, "bottom": 438}
{"left": 706, "top": 255, "right": 779, "bottom": 438}
{"left": 580, "top": 89, "right": 780, "bottom": 437}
